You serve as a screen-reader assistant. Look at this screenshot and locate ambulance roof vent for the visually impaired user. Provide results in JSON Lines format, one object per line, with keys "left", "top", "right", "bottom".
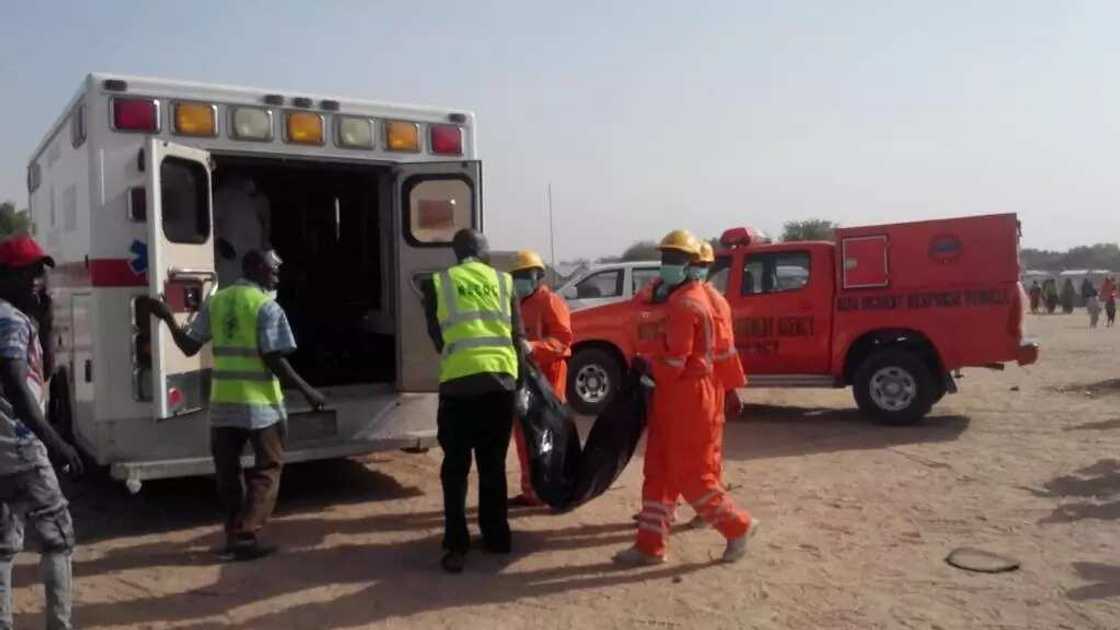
{"left": 449, "top": 112, "right": 467, "bottom": 123}
{"left": 321, "top": 99, "right": 340, "bottom": 111}
{"left": 292, "top": 97, "right": 313, "bottom": 108}
{"left": 263, "top": 94, "right": 285, "bottom": 106}
{"left": 103, "top": 79, "right": 128, "bottom": 92}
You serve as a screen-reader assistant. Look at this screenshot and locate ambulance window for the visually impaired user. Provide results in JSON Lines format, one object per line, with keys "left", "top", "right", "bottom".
{"left": 708, "top": 256, "right": 731, "bottom": 294}
{"left": 160, "top": 157, "right": 210, "bottom": 244}
{"left": 576, "top": 270, "right": 622, "bottom": 299}
{"left": 406, "top": 176, "right": 474, "bottom": 245}
{"left": 742, "top": 252, "right": 810, "bottom": 295}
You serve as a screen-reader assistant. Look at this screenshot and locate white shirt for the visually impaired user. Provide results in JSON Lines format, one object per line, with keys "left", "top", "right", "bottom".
{"left": 213, "top": 185, "right": 271, "bottom": 287}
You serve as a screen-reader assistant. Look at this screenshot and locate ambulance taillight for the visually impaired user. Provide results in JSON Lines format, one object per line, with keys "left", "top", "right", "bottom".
{"left": 385, "top": 121, "right": 420, "bottom": 152}
{"left": 167, "top": 387, "right": 185, "bottom": 413}
{"left": 173, "top": 102, "right": 218, "bottom": 137}
{"left": 430, "top": 124, "right": 463, "bottom": 155}
{"left": 112, "top": 98, "right": 160, "bottom": 132}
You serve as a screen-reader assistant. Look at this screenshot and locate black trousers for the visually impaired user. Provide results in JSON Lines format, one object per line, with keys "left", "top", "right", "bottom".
{"left": 437, "top": 390, "right": 515, "bottom": 553}
{"left": 210, "top": 424, "right": 285, "bottom": 545}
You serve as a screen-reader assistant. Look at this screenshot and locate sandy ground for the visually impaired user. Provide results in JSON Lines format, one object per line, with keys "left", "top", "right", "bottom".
{"left": 9, "top": 312, "right": 1120, "bottom": 629}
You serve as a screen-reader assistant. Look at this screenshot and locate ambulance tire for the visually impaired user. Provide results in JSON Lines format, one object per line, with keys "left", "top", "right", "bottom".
{"left": 47, "top": 369, "right": 76, "bottom": 444}
{"left": 853, "top": 349, "right": 934, "bottom": 425}
{"left": 567, "top": 347, "right": 622, "bottom": 417}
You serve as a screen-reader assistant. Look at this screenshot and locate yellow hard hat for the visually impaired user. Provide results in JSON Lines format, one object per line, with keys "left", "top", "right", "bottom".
{"left": 510, "top": 249, "right": 546, "bottom": 272}
{"left": 697, "top": 241, "right": 715, "bottom": 264}
{"left": 658, "top": 229, "right": 701, "bottom": 258}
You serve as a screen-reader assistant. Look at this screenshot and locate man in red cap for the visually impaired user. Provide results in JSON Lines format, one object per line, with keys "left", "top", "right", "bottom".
{"left": 0, "top": 234, "right": 83, "bottom": 630}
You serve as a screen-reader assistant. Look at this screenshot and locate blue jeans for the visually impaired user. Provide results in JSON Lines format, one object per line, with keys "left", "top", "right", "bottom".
{"left": 0, "top": 466, "right": 74, "bottom": 630}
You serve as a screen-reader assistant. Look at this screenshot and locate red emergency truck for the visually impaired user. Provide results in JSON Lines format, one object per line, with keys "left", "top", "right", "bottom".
{"left": 567, "top": 213, "right": 1038, "bottom": 423}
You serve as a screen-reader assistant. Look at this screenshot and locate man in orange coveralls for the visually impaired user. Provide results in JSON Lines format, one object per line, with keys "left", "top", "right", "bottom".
{"left": 615, "top": 230, "right": 758, "bottom": 566}
{"left": 508, "top": 250, "right": 573, "bottom": 507}
{"left": 630, "top": 240, "right": 748, "bottom": 529}
{"left": 685, "top": 240, "right": 747, "bottom": 529}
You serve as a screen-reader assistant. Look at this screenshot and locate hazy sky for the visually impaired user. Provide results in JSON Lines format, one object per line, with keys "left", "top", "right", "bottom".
{"left": 1, "top": 1, "right": 1117, "bottom": 261}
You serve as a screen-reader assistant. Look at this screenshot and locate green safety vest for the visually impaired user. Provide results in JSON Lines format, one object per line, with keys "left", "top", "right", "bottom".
{"left": 434, "top": 261, "right": 519, "bottom": 383}
{"left": 209, "top": 283, "right": 284, "bottom": 408}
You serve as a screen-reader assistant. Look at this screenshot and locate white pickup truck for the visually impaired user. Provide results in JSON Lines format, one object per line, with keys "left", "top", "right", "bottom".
{"left": 556, "top": 261, "right": 660, "bottom": 311}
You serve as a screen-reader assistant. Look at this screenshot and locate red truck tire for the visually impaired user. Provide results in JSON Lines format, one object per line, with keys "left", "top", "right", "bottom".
{"left": 852, "top": 348, "right": 936, "bottom": 424}
{"left": 567, "top": 347, "right": 623, "bottom": 416}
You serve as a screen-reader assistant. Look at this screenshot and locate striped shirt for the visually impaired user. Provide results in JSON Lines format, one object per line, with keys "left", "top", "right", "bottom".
{"left": 187, "top": 280, "right": 297, "bottom": 430}
{"left": 0, "top": 299, "right": 50, "bottom": 474}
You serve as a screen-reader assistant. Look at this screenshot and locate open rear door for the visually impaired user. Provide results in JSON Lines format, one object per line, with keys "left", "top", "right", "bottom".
{"left": 393, "top": 161, "right": 482, "bottom": 392}
{"left": 144, "top": 138, "right": 217, "bottom": 419}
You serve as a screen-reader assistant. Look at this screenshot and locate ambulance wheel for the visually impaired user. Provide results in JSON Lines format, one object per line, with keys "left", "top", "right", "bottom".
{"left": 853, "top": 349, "right": 934, "bottom": 425}
{"left": 47, "top": 369, "right": 76, "bottom": 444}
{"left": 568, "top": 347, "right": 621, "bottom": 416}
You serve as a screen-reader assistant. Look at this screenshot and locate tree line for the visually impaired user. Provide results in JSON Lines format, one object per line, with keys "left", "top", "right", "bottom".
{"left": 1019, "top": 244, "right": 1120, "bottom": 273}
{"left": 0, "top": 201, "right": 31, "bottom": 239}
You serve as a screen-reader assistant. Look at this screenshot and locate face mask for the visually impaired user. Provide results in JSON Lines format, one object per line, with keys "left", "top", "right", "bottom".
{"left": 659, "top": 264, "right": 688, "bottom": 287}
{"left": 687, "top": 266, "right": 708, "bottom": 282}
{"left": 514, "top": 278, "right": 536, "bottom": 298}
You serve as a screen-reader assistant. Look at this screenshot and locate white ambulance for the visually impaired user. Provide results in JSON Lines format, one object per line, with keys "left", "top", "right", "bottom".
{"left": 26, "top": 73, "right": 479, "bottom": 491}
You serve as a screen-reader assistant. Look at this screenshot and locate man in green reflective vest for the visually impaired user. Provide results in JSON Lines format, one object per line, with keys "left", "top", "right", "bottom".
{"left": 421, "top": 229, "right": 528, "bottom": 574}
{"left": 144, "top": 250, "right": 325, "bottom": 562}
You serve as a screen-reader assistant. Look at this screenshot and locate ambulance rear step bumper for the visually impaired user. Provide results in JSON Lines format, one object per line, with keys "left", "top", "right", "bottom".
{"left": 109, "top": 432, "right": 436, "bottom": 491}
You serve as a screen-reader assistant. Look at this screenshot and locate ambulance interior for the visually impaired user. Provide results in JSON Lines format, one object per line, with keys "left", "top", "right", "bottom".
{"left": 211, "top": 155, "right": 394, "bottom": 388}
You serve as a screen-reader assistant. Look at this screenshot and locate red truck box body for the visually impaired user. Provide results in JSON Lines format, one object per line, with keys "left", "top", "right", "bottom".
{"left": 832, "top": 213, "right": 1025, "bottom": 373}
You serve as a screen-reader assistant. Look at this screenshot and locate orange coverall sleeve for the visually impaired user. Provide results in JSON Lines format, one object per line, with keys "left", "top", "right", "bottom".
{"left": 530, "top": 292, "right": 573, "bottom": 363}
{"left": 650, "top": 297, "right": 700, "bottom": 385}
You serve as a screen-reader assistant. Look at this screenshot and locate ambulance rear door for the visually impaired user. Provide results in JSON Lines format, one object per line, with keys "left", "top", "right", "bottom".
{"left": 393, "top": 161, "right": 482, "bottom": 392}
{"left": 144, "top": 138, "right": 217, "bottom": 419}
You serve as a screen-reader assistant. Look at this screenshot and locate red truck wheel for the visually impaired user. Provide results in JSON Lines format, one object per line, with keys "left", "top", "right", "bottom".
{"left": 853, "top": 348, "right": 935, "bottom": 424}
{"left": 567, "top": 347, "right": 622, "bottom": 416}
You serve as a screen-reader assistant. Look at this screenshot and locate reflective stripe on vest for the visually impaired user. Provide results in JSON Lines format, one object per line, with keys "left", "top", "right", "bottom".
{"left": 434, "top": 261, "right": 518, "bottom": 383}
{"left": 209, "top": 284, "right": 283, "bottom": 408}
